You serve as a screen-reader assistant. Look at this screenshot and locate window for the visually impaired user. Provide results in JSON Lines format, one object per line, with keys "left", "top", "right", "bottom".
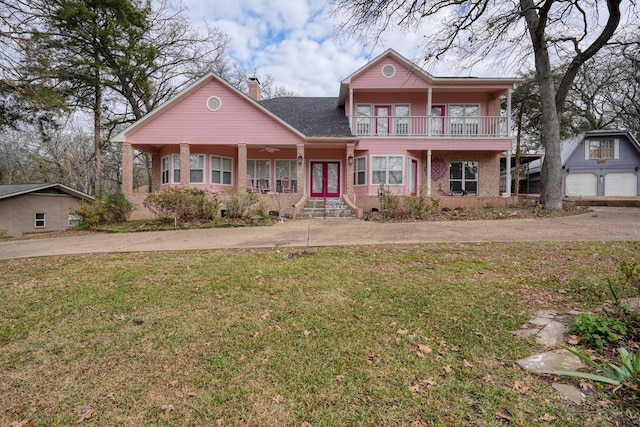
{"left": 206, "top": 96, "right": 222, "bottom": 111}
{"left": 161, "top": 156, "right": 170, "bottom": 184}
{"left": 275, "top": 160, "right": 298, "bottom": 193}
{"left": 450, "top": 161, "right": 478, "bottom": 195}
{"left": 356, "top": 104, "right": 371, "bottom": 135}
{"left": 588, "top": 140, "right": 614, "bottom": 160}
{"left": 35, "top": 213, "right": 46, "bottom": 228}
{"left": 211, "top": 156, "right": 233, "bottom": 185}
{"left": 449, "top": 104, "right": 479, "bottom": 136}
{"left": 172, "top": 154, "right": 181, "bottom": 183}
{"left": 187, "top": 155, "right": 204, "bottom": 183}
{"left": 68, "top": 214, "right": 81, "bottom": 227}
{"left": 247, "top": 159, "right": 270, "bottom": 189}
{"left": 354, "top": 156, "right": 366, "bottom": 186}
{"left": 381, "top": 63, "right": 396, "bottom": 78}
{"left": 394, "top": 105, "right": 410, "bottom": 136}
{"left": 372, "top": 156, "right": 403, "bottom": 185}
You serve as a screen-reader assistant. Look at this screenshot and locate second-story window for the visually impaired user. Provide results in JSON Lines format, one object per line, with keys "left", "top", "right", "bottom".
{"left": 587, "top": 140, "right": 616, "bottom": 160}
{"left": 356, "top": 105, "right": 371, "bottom": 136}
{"left": 394, "top": 105, "right": 410, "bottom": 136}
{"left": 449, "top": 104, "right": 480, "bottom": 136}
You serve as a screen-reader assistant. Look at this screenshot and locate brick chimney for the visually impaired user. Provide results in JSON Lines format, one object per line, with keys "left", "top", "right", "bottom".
{"left": 248, "top": 77, "right": 261, "bottom": 101}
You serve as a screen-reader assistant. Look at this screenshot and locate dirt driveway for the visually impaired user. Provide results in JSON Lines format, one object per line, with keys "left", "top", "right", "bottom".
{"left": 1, "top": 207, "right": 639, "bottom": 260}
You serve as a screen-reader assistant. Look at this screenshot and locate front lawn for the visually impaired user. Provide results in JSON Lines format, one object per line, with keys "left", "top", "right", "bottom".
{"left": 1, "top": 242, "right": 638, "bottom": 426}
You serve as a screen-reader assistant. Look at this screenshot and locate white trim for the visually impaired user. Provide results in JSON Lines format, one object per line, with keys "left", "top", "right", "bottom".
{"left": 381, "top": 63, "right": 396, "bottom": 78}
{"left": 206, "top": 96, "right": 222, "bottom": 112}
{"left": 35, "top": 212, "right": 46, "bottom": 228}
{"left": 210, "top": 155, "right": 233, "bottom": 186}
{"left": 614, "top": 138, "right": 620, "bottom": 159}
{"left": 354, "top": 156, "right": 367, "bottom": 186}
{"left": 371, "top": 155, "right": 405, "bottom": 186}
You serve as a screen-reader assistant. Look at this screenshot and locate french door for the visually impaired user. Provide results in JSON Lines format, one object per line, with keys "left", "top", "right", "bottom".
{"left": 311, "top": 162, "right": 340, "bottom": 197}
{"left": 375, "top": 105, "right": 392, "bottom": 136}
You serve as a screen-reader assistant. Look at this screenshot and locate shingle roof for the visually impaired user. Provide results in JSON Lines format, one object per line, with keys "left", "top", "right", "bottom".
{"left": 259, "top": 97, "right": 353, "bottom": 138}
{"left": 0, "top": 183, "right": 94, "bottom": 200}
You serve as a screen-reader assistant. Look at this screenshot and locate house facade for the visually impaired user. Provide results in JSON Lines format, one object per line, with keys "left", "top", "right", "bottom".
{"left": 0, "top": 183, "right": 93, "bottom": 237}
{"left": 527, "top": 130, "right": 640, "bottom": 197}
{"left": 114, "top": 49, "right": 519, "bottom": 219}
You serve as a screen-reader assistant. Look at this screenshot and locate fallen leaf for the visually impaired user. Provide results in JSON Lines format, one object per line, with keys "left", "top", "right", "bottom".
{"left": 539, "top": 413, "right": 557, "bottom": 422}
{"left": 443, "top": 366, "right": 452, "bottom": 373}
{"left": 161, "top": 404, "right": 174, "bottom": 415}
{"left": 512, "top": 380, "right": 529, "bottom": 394}
{"left": 76, "top": 405, "right": 94, "bottom": 424}
{"left": 335, "top": 375, "right": 344, "bottom": 383}
{"left": 259, "top": 310, "right": 272, "bottom": 321}
{"left": 272, "top": 395, "right": 284, "bottom": 403}
{"left": 367, "top": 353, "right": 380, "bottom": 366}
{"left": 397, "top": 329, "right": 409, "bottom": 335}
{"left": 168, "top": 380, "right": 178, "bottom": 387}
{"left": 303, "top": 330, "right": 311, "bottom": 337}
{"left": 415, "top": 344, "right": 432, "bottom": 358}
{"left": 579, "top": 380, "right": 594, "bottom": 391}
{"left": 301, "top": 422, "right": 313, "bottom": 427}
{"left": 188, "top": 392, "right": 197, "bottom": 397}
{"left": 496, "top": 411, "right": 512, "bottom": 421}
{"left": 567, "top": 335, "right": 581, "bottom": 345}
{"left": 216, "top": 418, "right": 224, "bottom": 426}
{"left": 461, "top": 359, "right": 474, "bottom": 369}
{"left": 409, "top": 383, "right": 422, "bottom": 394}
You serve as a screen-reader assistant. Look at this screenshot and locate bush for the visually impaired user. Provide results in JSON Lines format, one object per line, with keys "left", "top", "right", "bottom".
{"left": 74, "top": 192, "right": 134, "bottom": 228}
{"left": 144, "top": 188, "right": 218, "bottom": 223}
{"left": 571, "top": 313, "right": 627, "bottom": 348}
{"left": 225, "top": 189, "right": 260, "bottom": 219}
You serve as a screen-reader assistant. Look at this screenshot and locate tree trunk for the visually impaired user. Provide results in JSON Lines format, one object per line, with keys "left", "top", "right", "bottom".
{"left": 94, "top": 82, "right": 102, "bottom": 193}
{"left": 520, "top": 0, "right": 563, "bottom": 210}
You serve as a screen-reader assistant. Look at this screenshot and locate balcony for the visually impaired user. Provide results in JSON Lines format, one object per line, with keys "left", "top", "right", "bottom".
{"left": 351, "top": 115, "right": 510, "bottom": 138}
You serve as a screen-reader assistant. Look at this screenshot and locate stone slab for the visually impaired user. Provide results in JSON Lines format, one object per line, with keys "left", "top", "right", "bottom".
{"left": 516, "top": 349, "right": 585, "bottom": 373}
{"left": 510, "top": 328, "right": 539, "bottom": 339}
{"left": 552, "top": 382, "right": 585, "bottom": 404}
{"left": 536, "top": 321, "right": 568, "bottom": 347}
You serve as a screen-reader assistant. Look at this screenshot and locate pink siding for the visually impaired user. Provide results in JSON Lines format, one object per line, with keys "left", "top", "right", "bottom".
{"left": 350, "top": 57, "right": 430, "bottom": 90}
{"left": 125, "top": 78, "right": 304, "bottom": 147}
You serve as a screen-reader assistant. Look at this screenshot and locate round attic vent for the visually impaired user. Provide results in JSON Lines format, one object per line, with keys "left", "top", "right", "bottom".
{"left": 206, "top": 96, "right": 222, "bottom": 111}
{"left": 381, "top": 63, "right": 396, "bottom": 78}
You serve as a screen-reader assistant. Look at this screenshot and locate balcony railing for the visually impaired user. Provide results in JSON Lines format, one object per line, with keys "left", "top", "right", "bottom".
{"left": 351, "top": 115, "right": 510, "bottom": 138}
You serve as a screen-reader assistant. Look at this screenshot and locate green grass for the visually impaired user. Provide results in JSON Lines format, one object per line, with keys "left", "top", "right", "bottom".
{"left": 1, "top": 242, "right": 638, "bottom": 426}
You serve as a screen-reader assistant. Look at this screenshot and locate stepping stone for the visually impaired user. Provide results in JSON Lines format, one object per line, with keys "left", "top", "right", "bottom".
{"left": 536, "top": 321, "right": 568, "bottom": 347}
{"left": 552, "top": 382, "right": 585, "bottom": 404}
{"left": 516, "top": 349, "right": 585, "bottom": 373}
{"left": 510, "top": 328, "right": 539, "bottom": 339}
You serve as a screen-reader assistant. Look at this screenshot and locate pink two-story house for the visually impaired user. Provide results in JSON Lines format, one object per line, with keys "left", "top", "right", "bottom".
{"left": 114, "top": 49, "right": 518, "bottom": 219}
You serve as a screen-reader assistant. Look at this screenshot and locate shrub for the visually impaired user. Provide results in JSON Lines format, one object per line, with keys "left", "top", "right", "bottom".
{"left": 144, "top": 188, "right": 218, "bottom": 223}
{"left": 224, "top": 189, "right": 260, "bottom": 219}
{"left": 571, "top": 313, "right": 627, "bottom": 348}
{"left": 74, "top": 192, "right": 134, "bottom": 228}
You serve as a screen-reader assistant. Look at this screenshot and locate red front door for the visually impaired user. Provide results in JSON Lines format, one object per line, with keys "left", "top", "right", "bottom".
{"left": 311, "top": 162, "right": 340, "bottom": 197}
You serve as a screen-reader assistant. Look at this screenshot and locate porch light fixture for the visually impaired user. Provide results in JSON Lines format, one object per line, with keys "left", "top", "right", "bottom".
{"left": 348, "top": 154, "right": 354, "bottom": 165}
{"left": 297, "top": 154, "right": 303, "bottom": 164}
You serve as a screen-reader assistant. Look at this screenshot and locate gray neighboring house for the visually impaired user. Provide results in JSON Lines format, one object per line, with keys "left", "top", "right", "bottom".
{"left": 0, "top": 183, "right": 93, "bottom": 237}
{"left": 527, "top": 130, "right": 640, "bottom": 196}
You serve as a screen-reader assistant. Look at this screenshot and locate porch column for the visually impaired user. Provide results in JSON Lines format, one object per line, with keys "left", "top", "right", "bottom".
{"left": 507, "top": 88, "right": 513, "bottom": 138}
{"left": 238, "top": 143, "right": 248, "bottom": 193}
{"left": 427, "top": 88, "right": 433, "bottom": 137}
{"left": 349, "top": 88, "right": 354, "bottom": 132}
{"left": 179, "top": 142, "right": 190, "bottom": 186}
{"left": 151, "top": 151, "right": 161, "bottom": 192}
{"left": 505, "top": 151, "right": 512, "bottom": 196}
{"left": 426, "top": 149, "right": 432, "bottom": 196}
{"left": 121, "top": 142, "right": 133, "bottom": 195}
{"left": 296, "top": 144, "right": 305, "bottom": 195}
{"left": 345, "top": 143, "right": 355, "bottom": 197}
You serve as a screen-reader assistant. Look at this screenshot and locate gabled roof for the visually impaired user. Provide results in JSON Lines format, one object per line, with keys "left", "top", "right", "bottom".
{"left": 259, "top": 97, "right": 353, "bottom": 138}
{"left": 112, "top": 72, "right": 314, "bottom": 143}
{"left": 0, "top": 183, "right": 94, "bottom": 201}
{"left": 338, "top": 48, "right": 520, "bottom": 104}
{"left": 528, "top": 130, "right": 640, "bottom": 173}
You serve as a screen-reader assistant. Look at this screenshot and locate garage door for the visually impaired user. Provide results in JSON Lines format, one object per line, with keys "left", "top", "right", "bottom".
{"left": 605, "top": 173, "right": 638, "bottom": 196}
{"left": 566, "top": 173, "right": 597, "bottom": 196}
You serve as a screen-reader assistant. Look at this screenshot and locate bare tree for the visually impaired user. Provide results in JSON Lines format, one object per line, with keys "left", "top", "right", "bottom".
{"left": 332, "top": 0, "right": 631, "bottom": 209}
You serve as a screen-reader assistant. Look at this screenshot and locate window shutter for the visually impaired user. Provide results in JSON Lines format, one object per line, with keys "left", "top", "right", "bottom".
{"left": 614, "top": 139, "right": 619, "bottom": 159}
{"left": 584, "top": 141, "right": 590, "bottom": 160}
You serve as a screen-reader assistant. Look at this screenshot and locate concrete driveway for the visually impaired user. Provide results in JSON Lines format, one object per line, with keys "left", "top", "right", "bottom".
{"left": 1, "top": 207, "right": 639, "bottom": 260}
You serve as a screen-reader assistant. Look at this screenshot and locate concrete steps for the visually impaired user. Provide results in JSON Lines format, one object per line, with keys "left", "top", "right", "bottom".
{"left": 301, "top": 197, "right": 356, "bottom": 219}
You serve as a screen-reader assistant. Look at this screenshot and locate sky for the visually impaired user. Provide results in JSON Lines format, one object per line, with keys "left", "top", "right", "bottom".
{"left": 178, "top": 0, "right": 503, "bottom": 97}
